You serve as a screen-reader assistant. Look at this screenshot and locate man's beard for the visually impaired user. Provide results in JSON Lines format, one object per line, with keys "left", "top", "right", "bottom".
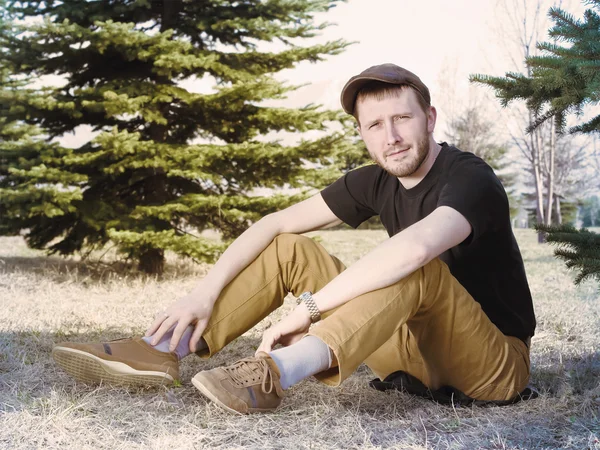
{"left": 370, "top": 130, "right": 430, "bottom": 178}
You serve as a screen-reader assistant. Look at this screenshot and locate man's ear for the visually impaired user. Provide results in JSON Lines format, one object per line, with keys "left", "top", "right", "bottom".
{"left": 427, "top": 106, "right": 437, "bottom": 133}
{"left": 356, "top": 121, "right": 364, "bottom": 140}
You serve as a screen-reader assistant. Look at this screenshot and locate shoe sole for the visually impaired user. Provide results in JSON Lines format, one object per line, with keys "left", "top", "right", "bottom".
{"left": 52, "top": 346, "right": 175, "bottom": 387}
{"left": 192, "top": 375, "right": 244, "bottom": 415}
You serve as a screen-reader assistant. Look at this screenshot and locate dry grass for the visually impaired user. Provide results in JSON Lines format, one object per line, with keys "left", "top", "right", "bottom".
{"left": 1, "top": 229, "right": 599, "bottom": 449}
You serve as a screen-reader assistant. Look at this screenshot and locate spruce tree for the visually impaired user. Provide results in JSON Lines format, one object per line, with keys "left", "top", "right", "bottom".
{"left": 0, "top": 0, "right": 351, "bottom": 274}
{"left": 471, "top": 0, "right": 600, "bottom": 285}
{"left": 470, "top": 0, "right": 599, "bottom": 135}
{"left": 0, "top": 65, "right": 82, "bottom": 239}
{"left": 1, "top": 7, "right": 83, "bottom": 241}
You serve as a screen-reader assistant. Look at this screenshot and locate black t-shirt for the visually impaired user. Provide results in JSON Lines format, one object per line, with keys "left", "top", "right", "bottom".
{"left": 321, "top": 143, "right": 536, "bottom": 340}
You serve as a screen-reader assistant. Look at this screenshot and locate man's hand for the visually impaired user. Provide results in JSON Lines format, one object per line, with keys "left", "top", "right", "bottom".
{"left": 256, "top": 304, "right": 312, "bottom": 355}
{"left": 145, "top": 287, "right": 217, "bottom": 353}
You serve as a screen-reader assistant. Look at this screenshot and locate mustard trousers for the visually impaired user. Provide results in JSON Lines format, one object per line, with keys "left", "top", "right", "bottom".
{"left": 200, "top": 233, "right": 530, "bottom": 401}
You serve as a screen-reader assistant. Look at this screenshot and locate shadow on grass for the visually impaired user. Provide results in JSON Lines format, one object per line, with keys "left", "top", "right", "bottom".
{"left": 531, "top": 351, "right": 600, "bottom": 395}
{"left": 3, "top": 327, "right": 598, "bottom": 450}
{"left": 0, "top": 254, "right": 205, "bottom": 283}
{"left": 3, "top": 327, "right": 600, "bottom": 418}
{"left": 4, "top": 325, "right": 600, "bottom": 393}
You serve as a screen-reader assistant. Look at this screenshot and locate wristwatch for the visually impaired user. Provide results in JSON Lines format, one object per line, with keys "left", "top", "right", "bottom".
{"left": 297, "top": 291, "right": 321, "bottom": 323}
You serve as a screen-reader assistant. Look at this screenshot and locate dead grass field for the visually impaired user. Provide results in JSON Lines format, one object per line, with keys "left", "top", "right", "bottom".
{"left": 1, "top": 229, "right": 599, "bottom": 449}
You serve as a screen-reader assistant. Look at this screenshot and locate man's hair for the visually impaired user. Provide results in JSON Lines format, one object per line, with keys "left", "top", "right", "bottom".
{"left": 353, "top": 81, "right": 431, "bottom": 124}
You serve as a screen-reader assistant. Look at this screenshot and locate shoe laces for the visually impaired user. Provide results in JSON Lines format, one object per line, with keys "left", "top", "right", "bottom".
{"left": 224, "top": 358, "right": 280, "bottom": 396}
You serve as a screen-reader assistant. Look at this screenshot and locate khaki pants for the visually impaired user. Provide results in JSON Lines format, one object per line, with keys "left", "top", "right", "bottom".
{"left": 200, "top": 233, "right": 530, "bottom": 401}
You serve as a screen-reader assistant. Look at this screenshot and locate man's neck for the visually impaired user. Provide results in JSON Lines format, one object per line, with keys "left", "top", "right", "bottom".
{"left": 398, "top": 140, "right": 442, "bottom": 190}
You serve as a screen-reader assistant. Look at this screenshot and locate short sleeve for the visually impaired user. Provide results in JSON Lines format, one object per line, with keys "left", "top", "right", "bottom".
{"left": 437, "top": 158, "right": 508, "bottom": 242}
{"left": 320, "top": 165, "right": 379, "bottom": 228}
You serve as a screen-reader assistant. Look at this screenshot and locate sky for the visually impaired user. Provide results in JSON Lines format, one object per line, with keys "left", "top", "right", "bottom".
{"left": 57, "top": 0, "right": 590, "bottom": 148}
{"left": 274, "top": 0, "right": 500, "bottom": 108}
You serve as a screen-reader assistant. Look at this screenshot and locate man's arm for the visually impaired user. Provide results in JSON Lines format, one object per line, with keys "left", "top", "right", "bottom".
{"left": 311, "top": 206, "right": 471, "bottom": 313}
{"left": 256, "top": 206, "right": 472, "bottom": 353}
{"left": 199, "top": 193, "right": 342, "bottom": 297}
{"left": 147, "top": 193, "right": 342, "bottom": 351}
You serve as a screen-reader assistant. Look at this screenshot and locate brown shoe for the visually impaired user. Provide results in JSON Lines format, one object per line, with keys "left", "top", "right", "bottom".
{"left": 52, "top": 337, "right": 179, "bottom": 387}
{"left": 192, "top": 352, "right": 284, "bottom": 414}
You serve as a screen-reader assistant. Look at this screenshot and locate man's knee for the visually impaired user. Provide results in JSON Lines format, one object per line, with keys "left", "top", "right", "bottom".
{"left": 271, "top": 233, "right": 316, "bottom": 259}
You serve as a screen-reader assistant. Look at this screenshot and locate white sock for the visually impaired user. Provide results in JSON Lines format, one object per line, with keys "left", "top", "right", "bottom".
{"left": 143, "top": 325, "right": 207, "bottom": 360}
{"left": 269, "top": 336, "right": 332, "bottom": 390}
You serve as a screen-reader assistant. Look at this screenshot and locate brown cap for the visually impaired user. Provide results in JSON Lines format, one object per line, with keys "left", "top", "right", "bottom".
{"left": 340, "top": 63, "right": 431, "bottom": 115}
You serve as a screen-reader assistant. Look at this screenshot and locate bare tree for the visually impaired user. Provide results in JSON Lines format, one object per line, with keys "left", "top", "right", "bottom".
{"left": 520, "top": 131, "right": 591, "bottom": 223}
{"left": 488, "top": 0, "right": 589, "bottom": 239}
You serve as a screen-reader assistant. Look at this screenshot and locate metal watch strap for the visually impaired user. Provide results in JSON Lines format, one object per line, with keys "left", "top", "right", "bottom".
{"left": 297, "top": 291, "right": 321, "bottom": 323}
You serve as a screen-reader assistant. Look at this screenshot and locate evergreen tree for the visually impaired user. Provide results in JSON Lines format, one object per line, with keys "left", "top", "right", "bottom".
{"left": 0, "top": 0, "right": 351, "bottom": 274}
{"left": 1, "top": 7, "right": 83, "bottom": 241}
{"left": 534, "top": 224, "right": 600, "bottom": 285}
{"left": 0, "top": 66, "right": 82, "bottom": 238}
{"left": 470, "top": 0, "right": 600, "bottom": 135}
{"left": 471, "top": 0, "right": 600, "bottom": 284}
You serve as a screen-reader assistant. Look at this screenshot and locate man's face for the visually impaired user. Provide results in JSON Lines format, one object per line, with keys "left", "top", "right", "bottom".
{"left": 356, "top": 88, "right": 435, "bottom": 178}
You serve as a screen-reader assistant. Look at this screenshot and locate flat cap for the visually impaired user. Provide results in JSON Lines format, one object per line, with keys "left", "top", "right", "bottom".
{"left": 340, "top": 63, "right": 431, "bottom": 115}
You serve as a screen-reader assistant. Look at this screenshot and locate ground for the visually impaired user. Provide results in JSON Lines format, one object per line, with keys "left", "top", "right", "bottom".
{"left": 1, "top": 229, "right": 599, "bottom": 449}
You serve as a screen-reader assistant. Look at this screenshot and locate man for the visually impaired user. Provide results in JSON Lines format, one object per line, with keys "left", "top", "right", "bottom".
{"left": 53, "top": 63, "right": 536, "bottom": 415}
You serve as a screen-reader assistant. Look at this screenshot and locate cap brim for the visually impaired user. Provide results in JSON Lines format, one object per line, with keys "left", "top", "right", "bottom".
{"left": 341, "top": 75, "right": 398, "bottom": 115}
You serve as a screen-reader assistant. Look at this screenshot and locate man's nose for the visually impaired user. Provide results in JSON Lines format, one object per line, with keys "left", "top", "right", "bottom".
{"left": 386, "top": 123, "right": 401, "bottom": 145}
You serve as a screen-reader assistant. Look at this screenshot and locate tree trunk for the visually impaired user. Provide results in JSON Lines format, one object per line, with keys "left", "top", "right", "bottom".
{"left": 545, "top": 119, "right": 556, "bottom": 225}
{"left": 138, "top": 247, "right": 165, "bottom": 275}
{"left": 531, "top": 123, "right": 546, "bottom": 243}
{"left": 555, "top": 196, "right": 562, "bottom": 225}
{"left": 133, "top": 2, "right": 175, "bottom": 277}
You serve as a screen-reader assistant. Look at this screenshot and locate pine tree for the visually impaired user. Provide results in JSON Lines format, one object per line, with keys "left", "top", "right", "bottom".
{"left": 0, "top": 65, "right": 82, "bottom": 238}
{"left": 471, "top": 0, "right": 600, "bottom": 284}
{"left": 1, "top": 6, "right": 84, "bottom": 241}
{"left": 534, "top": 224, "right": 600, "bottom": 285}
{"left": 470, "top": 0, "right": 599, "bottom": 135}
{"left": 0, "top": 0, "right": 351, "bottom": 274}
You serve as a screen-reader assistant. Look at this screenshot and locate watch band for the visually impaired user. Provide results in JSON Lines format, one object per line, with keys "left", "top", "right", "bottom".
{"left": 297, "top": 291, "right": 321, "bottom": 323}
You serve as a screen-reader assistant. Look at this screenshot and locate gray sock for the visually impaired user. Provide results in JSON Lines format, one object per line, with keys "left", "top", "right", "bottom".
{"left": 143, "top": 325, "right": 207, "bottom": 360}
{"left": 269, "top": 336, "right": 332, "bottom": 390}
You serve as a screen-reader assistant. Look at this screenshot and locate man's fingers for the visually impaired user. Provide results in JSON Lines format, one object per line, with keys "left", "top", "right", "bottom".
{"left": 256, "top": 331, "right": 277, "bottom": 355}
{"left": 169, "top": 318, "right": 191, "bottom": 352}
{"left": 189, "top": 320, "right": 207, "bottom": 353}
{"left": 146, "top": 310, "right": 170, "bottom": 337}
{"left": 150, "top": 316, "right": 177, "bottom": 345}
{"left": 145, "top": 317, "right": 162, "bottom": 337}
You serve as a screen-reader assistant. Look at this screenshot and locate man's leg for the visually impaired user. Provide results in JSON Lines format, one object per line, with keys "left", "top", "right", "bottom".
{"left": 308, "top": 257, "right": 530, "bottom": 401}
{"left": 193, "top": 256, "right": 530, "bottom": 413}
{"left": 53, "top": 234, "right": 347, "bottom": 386}
{"left": 363, "top": 324, "right": 431, "bottom": 387}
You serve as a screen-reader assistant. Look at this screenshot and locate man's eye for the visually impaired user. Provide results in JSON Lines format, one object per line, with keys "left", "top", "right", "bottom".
{"left": 394, "top": 115, "right": 408, "bottom": 121}
{"left": 369, "top": 122, "right": 380, "bottom": 129}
